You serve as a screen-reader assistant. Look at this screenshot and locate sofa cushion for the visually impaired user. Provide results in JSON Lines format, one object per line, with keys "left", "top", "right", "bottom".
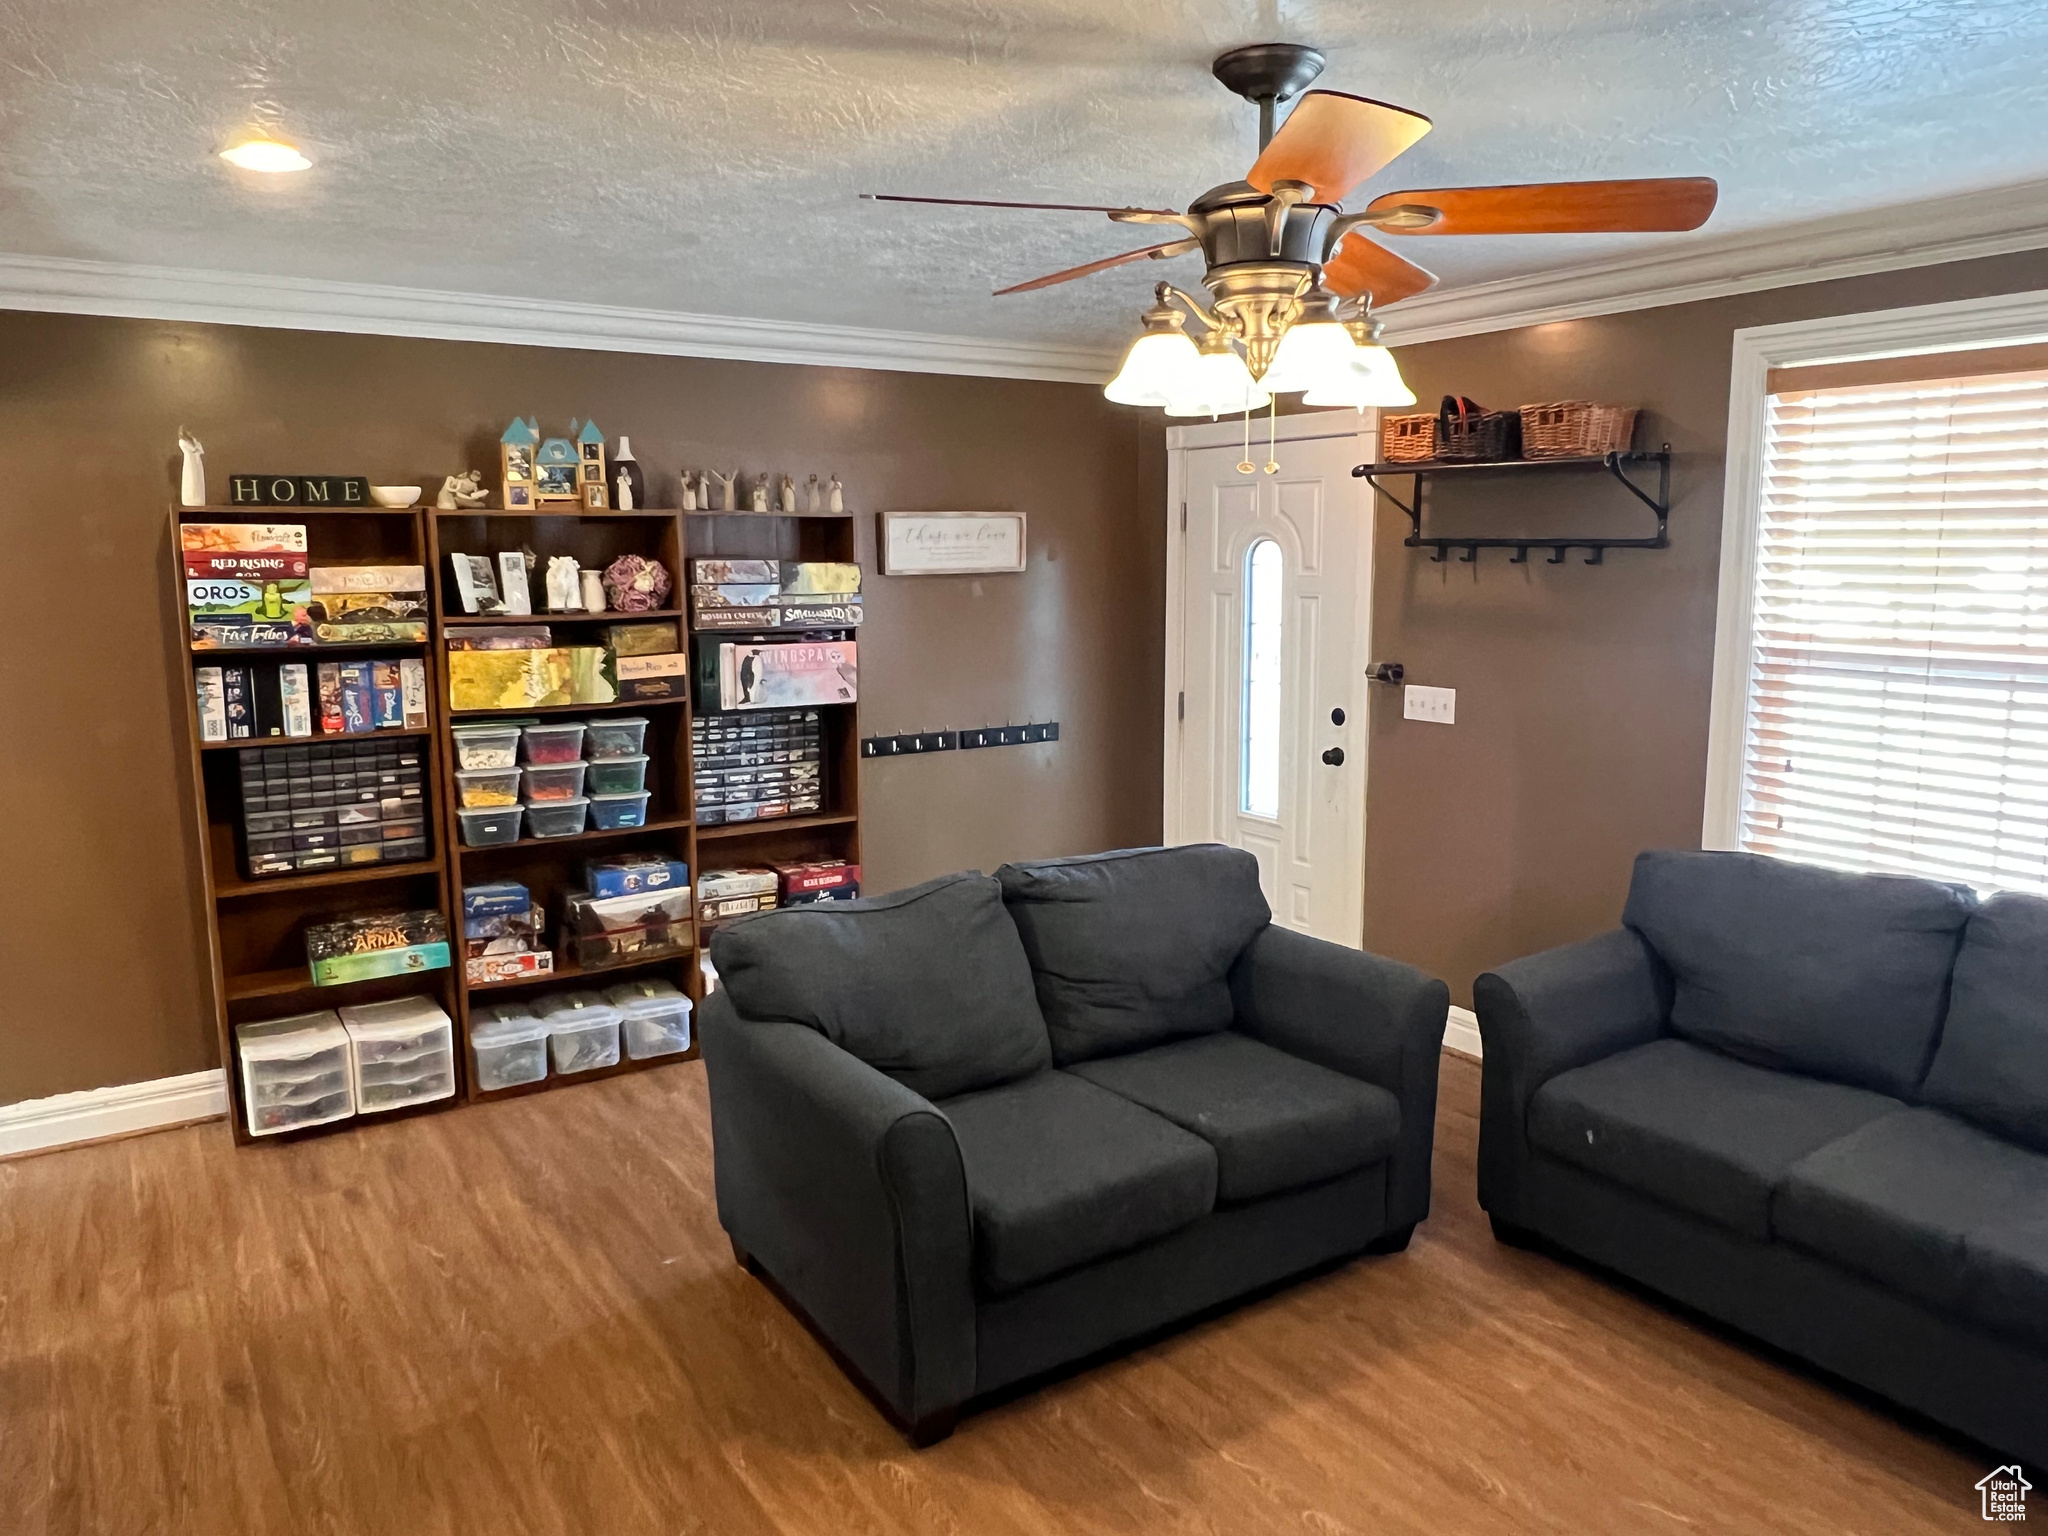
{"left": 939, "top": 1070, "right": 1218, "bottom": 1294}
{"left": 1068, "top": 1031, "right": 1401, "bottom": 1203}
{"left": 1964, "top": 1220, "right": 2048, "bottom": 1351}
{"left": 1921, "top": 892, "right": 2048, "bottom": 1152}
{"left": 711, "top": 871, "right": 1050, "bottom": 1102}
{"left": 1527, "top": 1038, "right": 1901, "bottom": 1240}
{"left": 1622, "top": 850, "right": 1975, "bottom": 1097}
{"left": 1773, "top": 1107, "right": 2048, "bottom": 1318}
{"left": 995, "top": 845, "right": 1272, "bottom": 1066}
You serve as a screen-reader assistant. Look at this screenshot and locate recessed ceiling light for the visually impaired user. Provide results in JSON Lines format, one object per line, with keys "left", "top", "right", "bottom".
{"left": 219, "top": 139, "right": 311, "bottom": 173}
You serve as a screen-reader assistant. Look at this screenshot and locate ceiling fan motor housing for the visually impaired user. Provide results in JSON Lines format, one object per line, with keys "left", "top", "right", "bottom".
{"left": 1183, "top": 181, "right": 1336, "bottom": 378}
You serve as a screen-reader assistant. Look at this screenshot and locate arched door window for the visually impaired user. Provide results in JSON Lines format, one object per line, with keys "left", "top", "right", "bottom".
{"left": 1241, "top": 538, "right": 1283, "bottom": 818}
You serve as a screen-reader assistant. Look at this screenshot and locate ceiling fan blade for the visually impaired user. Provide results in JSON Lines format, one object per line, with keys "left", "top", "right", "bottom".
{"left": 862, "top": 193, "right": 1180, "bottom": 216}
{"left": 994, "top": 239, "right": 1200, "bottom": 296}
{"left": 1323, "top": 234, "right": 1437, "bottom": 305}
{"left": 1366, "top": 177, "right": 1718, "bottom": 235}
{"left": 1247, "top": 90, "right": 1432, "bottom": 204}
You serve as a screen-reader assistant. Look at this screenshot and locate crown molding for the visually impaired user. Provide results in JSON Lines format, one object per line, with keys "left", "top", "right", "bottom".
{"left": 0, "top": 251, "right": 1122, "bottom": 383}
{"left": 1376, "top": 181, "right": 2048, "bottom": 348}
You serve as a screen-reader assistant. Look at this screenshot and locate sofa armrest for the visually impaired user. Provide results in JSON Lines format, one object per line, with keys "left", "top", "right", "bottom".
{"left": 700, "top": 990, "right": 975, "bottom": 1428}
{"left": 1229, "top": 923, "right": 1450, "bottom": 1231}
{"left": 1471, "top": 927, "right": 1671, "bottom": 1225}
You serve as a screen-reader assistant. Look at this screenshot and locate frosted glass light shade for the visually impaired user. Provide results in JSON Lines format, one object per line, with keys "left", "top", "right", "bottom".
{"left": 1303, "top": 344, "right": 1417, "bottom": 408}
{"left": 1104, "top": 329, "right": 1201, "bottom": 406}
{"left": 1258, "top": 319, "right": 1358, "bottom": 394}
{"left": 1164, "top": 347, "right": 1271, "bottom": 417}
{"left": 219, "top": 139, "right": 312, "bottom": 172}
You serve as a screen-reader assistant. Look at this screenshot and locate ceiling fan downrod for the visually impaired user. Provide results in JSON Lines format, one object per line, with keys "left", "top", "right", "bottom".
{"left": 1211, "top": 42, "right": 1327, "bottom": 149}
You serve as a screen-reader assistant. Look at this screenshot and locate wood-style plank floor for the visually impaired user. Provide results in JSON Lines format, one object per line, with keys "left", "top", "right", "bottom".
{"left": 0, "top": 1055, "right": 1991, "bottom": 1534}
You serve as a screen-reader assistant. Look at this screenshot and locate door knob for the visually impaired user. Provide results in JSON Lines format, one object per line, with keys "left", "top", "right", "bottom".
{"left": 1321, "top": 747, "right": 1345, "bottom": 766}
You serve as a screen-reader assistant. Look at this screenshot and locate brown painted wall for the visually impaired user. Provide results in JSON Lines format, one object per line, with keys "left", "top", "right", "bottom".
{"left": 1359, "top": 248, "right": 2048, "bottom": 1005}
{"left": 0, "top": 313, "right": 1164, "bottom": 1105}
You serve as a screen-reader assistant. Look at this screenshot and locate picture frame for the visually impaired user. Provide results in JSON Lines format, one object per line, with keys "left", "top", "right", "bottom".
{"left": 504, "top": 445, "right": 532, "bottom": 481}
{"left": 583, "top": 480, "right": 608, "bottom": 509}
{"left": 877, "top": 511, "right": 1028, "bottom": 575}
{"left": 536, "top": 462, "right": 579, "bottom": 500}
{"left": 506, "top": 483, "right": 534, "bottom": 510}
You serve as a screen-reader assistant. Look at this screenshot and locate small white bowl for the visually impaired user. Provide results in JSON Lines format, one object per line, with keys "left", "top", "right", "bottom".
{"left": 369, "top": 485, "right": 421, "bottom": 507}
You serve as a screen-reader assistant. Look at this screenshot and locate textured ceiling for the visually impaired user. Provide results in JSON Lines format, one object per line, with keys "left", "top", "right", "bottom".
{"left": 4, "top": 0, "right": 2048, "bottom": 350}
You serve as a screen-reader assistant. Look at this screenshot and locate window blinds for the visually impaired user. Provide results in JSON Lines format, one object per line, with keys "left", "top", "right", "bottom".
{"left": 1740, "top": 366, "right": 2048, "bottom": 894}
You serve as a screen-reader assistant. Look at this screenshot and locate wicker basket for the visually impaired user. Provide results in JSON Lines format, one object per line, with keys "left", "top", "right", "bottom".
{"left": 1380, "top": 412, "right": 1438, "bottom": 463}
{"left": 1519, "top": 401, "right": 1638, "bottom": 458}
{"left": 1437, "top": 396, "right": 1522, "bottom": 461}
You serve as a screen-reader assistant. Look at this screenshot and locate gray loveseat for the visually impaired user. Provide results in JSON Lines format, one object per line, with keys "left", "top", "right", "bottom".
{"left": 702, "top": 844, "right": 1449, "bottom": 1442}
{"left": 1475, "top": 849, "right": 2048, "bottom": 1464}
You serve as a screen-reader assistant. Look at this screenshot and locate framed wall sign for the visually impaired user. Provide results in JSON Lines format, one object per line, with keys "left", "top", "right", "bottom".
{"left": 228, "top": 475, "right": 371, "bottom": 507}
{"left": 878, "top": 511, "right": 1027, "bottom": 575}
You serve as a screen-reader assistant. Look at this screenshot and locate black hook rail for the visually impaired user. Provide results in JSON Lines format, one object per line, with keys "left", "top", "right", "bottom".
{"left": 1353, "top": 447, "right": 1672, "bottom": 566}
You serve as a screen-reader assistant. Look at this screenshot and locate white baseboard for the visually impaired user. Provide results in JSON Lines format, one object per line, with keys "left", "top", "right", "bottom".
{"left": 0, "top": 1069, "right": 228, "bottom": 1159}
{"left": 1444, "top": 1005, "right": 1482, "bottom": 1062}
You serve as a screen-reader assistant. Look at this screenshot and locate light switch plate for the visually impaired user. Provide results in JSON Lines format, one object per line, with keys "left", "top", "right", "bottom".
{"left": 1403, "top": 684, "right": 1456, "bottom": 724}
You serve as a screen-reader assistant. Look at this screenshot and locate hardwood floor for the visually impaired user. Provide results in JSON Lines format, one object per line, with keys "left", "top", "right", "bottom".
{"left": 0, "top": 1055, "right": 1991, "bottom": 1534}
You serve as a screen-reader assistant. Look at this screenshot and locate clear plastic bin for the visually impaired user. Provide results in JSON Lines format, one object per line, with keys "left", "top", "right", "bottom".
{"left": 451, "top": 725, "right": 521, "bottom": 770}
{"left": 456, "top": 766, "right": 521, "bottom": 808}
{"left": 521, "top": 722, "right": 586, "bottom": 764}
{"left": 588, "top": 791, "right": 650, "bottom": 830}
{"left": 235, "top": 1011, "right": 355, "bottom": 1137}
{"left": 605, "top": 981, "right": 693, "bottom": 1060}
{"left": 458, "top": 804, "right": 524, "bottom": 846}
{"left": 543, "top": 1002, "right": 621, "bottom": 1074}
{"left": 470, "top": 1007, "right": 550, "bottom": 1091}
{"left": 584, "top": 754, "right": 649, "bottom": 795}
{"left": 525, "top": 797, "right": 589, "bottom": 838}
{"left": 583, "top": 716, "right": 649, "bottom": 759}
{"left": 339, "top": 996, "right": 456, "bottom": 1114}
{"left": 521, "top": 761, "right": 588, "bottom": 802}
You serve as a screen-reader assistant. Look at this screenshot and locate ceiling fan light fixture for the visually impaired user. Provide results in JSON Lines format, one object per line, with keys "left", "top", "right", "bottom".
{"left": 1305, "top": 312, "right": 1416, "bottom": 408}
{"left": 1105, "top": 291, "right": 1203, "bottom": 406}
{"left": 1257, "top": 315, "right": 1358, "bottom": 394}
{"left": 1164, "top": 339, "right": 1270, "bottom": 417}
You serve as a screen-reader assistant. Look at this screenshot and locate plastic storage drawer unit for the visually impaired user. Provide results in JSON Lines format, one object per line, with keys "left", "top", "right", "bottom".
{"left": 469, "top": 1006, "right": 551, "bottom": 1091}
{"left": 451, "top": 725, "right": 521, "bottom": 770}
{"left": 583, "top": 717, "right": 649, "bottom": 759}
{"left": 458, "top": 804, "right": 524, "bottom": 846}
{"left": 235, "top": 1011, "right": 355, "bottom": 1137}
{"left": 339, "top": 995, "right": 456, "bottom": 1113}
{"left": 539, "top": 994, "right": 622, "bottom": 1074}
{"left": 521, "top": 722, "right": 586, "bottom": 764}
{"left": 525, "top": 797, "right": 590, "bottom": 838}
{"left": 588, "top": 791, "right": 650, "bottom": 830}
{"left": 606, "top": 979, "right": 693, "bottom": 1059}
{"left": 585, "top": 754, "right": 649, "bottom": 795}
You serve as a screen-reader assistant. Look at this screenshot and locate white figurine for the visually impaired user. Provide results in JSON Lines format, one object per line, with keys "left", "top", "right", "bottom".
{"left": 580, "top": 569, "right": 606, "bottom": 612}
{"left": 828, "top": 474, "right": 844, "bottom": 514}
{"left": 680, "top": 472, "right": 698, "bottom": 512}
{"left": 438, "top": 470, "right": 488, "bottom": 510}
{"left": 545, "top": 555, "right": 581, "bottom": 612}
{"left": 750, "top": 473, "right": 769, "bottom": 513}
{"left": 779, "top": 473, "right": 796, "bottom": 514}
{"left": 806, "top": 473, "right": 821, "bottom": 514}
{"left": 708, "top": 469, "right": 738, "bottom": 512}
{"left": 615, "top": 465, "right": 634, "bottom": 511}
{"left": 177, "top": 427, "right": 206, "bottom": 508}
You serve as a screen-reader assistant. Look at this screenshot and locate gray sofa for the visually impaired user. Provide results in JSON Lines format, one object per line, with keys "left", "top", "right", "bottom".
{"left": 1475, "top": 849, "right": 2048, "bottom": 1465}
{"left": 702, "top": 844, "right": 1449, "bottom": 1442}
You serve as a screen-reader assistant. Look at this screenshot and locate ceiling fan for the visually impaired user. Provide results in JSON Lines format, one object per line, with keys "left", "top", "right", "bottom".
{"left": 864, "top": 43, "right": 1716, "bottom": 414}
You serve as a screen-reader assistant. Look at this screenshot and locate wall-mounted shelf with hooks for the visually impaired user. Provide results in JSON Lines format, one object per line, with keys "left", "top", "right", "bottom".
{"left": 1353, "top": 447, "right": 1672, "bottom": 566}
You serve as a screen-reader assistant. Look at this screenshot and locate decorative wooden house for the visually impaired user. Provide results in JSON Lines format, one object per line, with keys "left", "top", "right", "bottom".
{"left": 499, "top": 416, "right": 539, "bottom": 509}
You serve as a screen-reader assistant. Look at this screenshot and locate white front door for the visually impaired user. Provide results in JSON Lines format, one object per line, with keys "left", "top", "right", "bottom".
{"left": 1165, "top": 412, "right": 1375, "bottom": 943}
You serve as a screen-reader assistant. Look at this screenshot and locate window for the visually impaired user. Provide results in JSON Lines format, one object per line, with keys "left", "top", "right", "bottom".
{"left": 1241, "top": 538, "right": 1283, "bottom": 818}
{"left": 1731, "top": 365, "right": 2048, "bottom": 893}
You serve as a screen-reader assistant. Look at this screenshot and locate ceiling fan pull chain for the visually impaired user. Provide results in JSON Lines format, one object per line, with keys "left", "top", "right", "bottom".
{"left": 1264, "top": 398, "right": 1280, "bottom": 474}
{"left": 1238, "top": 404, "right": 1255, "bottom": 474}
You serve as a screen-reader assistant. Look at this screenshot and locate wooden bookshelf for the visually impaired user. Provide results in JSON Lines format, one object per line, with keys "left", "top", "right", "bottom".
{"left": 170, "top": 505, "right": 463, "bottom": 1145}
{"left": 173, "top": 491, "right": 868, "bottom": 1136}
